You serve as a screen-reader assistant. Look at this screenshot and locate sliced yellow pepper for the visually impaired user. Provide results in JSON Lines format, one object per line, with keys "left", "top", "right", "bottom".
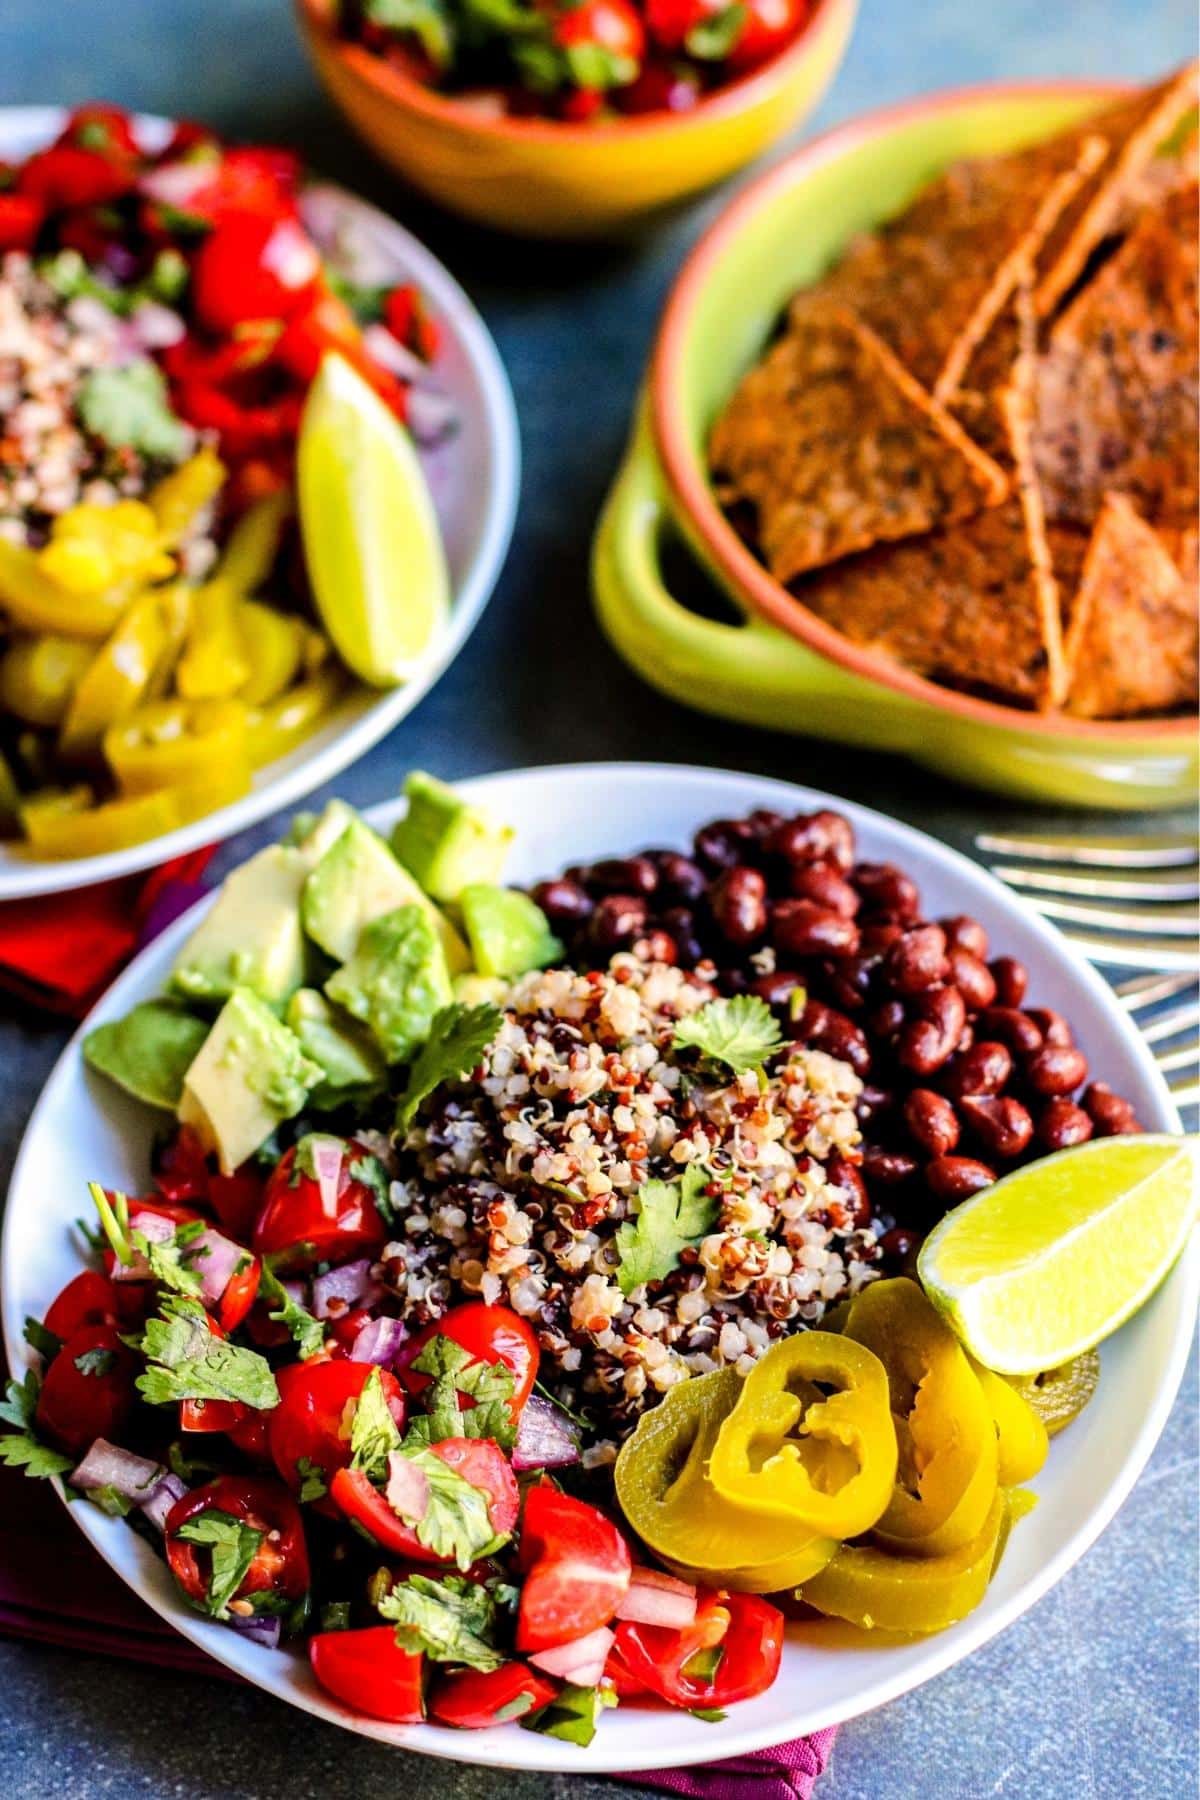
{"left": 20, "top": 764, "right": 250, "bottom": 858}
{"left": 1006, "top": 1352, "right": 1100, "bottom": 1439}
{"left": 237, "top": 600, "right": 303, "bottom": 705}
{"left": 39, "top": 500, "right": 174, "bottom": 596}
{"left": 19, "top": 784, "right": 95, "bottom": 838}
{"left": 967, "top": 1354, "right": 1048, "bottom": 1486}
{"left": 147, "top": 447, "right": 226, "bottom": 545}
{"left": 798, "top": 1488, "right": 1009, "bottom": 1634}
{"left": 0, "top": 540, "right": 129, "bottom": 639}
{"left": 0, "top": 748, "right": 21, "bottom": 835}
{"left": 103, "top": 697, "right": 248, "bottom": 796}
{"left": 216, "top": 490, "right": 291, "bottom": 595}
{"left": 708, "top": 1332, "right": 898, "bottom": 1540}
{"left": 58, "top": 590, "right": 180, "bottom": 757}
{"left": 842, "top": 1278, "right": 998, "bottom": 1558}
{"left": 614, "top": 1368, "right": 838, "bottom": 1593}
{"left": 246, "top": 667, "right": 346, "bottom": 767}
{"left": 0, "top": 636, "right": 95, "bottom": 728}
{"left": 175, "top": 577, "right": 251, "bottom": 699}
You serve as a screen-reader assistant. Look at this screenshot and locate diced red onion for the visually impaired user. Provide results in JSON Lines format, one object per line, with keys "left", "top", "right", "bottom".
{"left": 260, "top": 217, "right": 321, "bottom": 292}
{"left": 405, "top": 385, "right": 459, "bottom": 446}
{"left": 512, "top": 1393, "right": 582, "bottom": 1471}
{"left": 350, "top": 1315, "right": 408, "bottom": 1367}
{"left": 139, "top": 161, "right": 211, "bottom": 208}
{"left": 139, "top": 1472, "right": 188, "bottom": 1533}
{"left": 227, "top": 1612, "right": 282, "bottom": 1650}
{"left": 190, "top": 1227, "right": 248, "bottom": 1306}
{"left": 529, "top": 1625, "right": 615, "bottom": 1686}
{"left": 128, "top": 301, "right": 186, "bottom": 349}
{"left": 113, "top": 1206, "right": 177, "bottom": 1281}
{"left": 616, "top": 1569, "right": 698, "bottom": 1631}
{"left": 386, "top": 1451, "right": 429, "bottom": 1522}
{"left": 312, "top": 1259, "right": 381, "bottom": 1319}
{"left": 362, "top": 323, "right": 426, "bottom": 383}
{"left": 71, "top": 1438, "right": 165, "bottom": 1501}
{"left": 309, "top": 1136, "right": 345, "bottom": 1219}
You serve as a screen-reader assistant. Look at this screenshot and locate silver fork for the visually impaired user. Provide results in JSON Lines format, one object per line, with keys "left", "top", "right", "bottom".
{"left": 974, "top": 829, "right": 1199, "bottom": 1122}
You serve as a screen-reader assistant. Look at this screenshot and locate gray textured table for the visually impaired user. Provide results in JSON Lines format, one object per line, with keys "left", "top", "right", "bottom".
{"left": 0, "top": 1, "right": 1196, "bottom": 1794}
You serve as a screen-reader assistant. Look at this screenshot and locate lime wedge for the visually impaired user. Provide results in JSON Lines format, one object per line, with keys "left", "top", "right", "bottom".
{"left": 297, "top": 352, "right": 450, "bottom": 686}
{"left": 917, "top": 1134, "right": 1198, "bottom": 1374}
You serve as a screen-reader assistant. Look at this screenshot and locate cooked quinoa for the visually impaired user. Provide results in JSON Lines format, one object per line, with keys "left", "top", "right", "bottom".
{"left": 0, "top": 251, "right": 211, "bottom": 563}
{"left": 382, "top": 955, "right": 880, "bottom": 1447}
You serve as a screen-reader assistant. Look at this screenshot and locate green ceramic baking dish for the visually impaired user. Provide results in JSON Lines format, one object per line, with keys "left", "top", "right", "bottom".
{"left": 593, "top": 81, "right": 1198, "bottom": 810}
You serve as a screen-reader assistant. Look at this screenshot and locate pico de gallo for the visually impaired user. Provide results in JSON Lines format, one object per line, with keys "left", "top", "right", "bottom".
{"left": 2, "top": 1136, "right": 784, "bottom": 1744}
{"left": 340, "top": 0, "right": 816, "bottom": 124}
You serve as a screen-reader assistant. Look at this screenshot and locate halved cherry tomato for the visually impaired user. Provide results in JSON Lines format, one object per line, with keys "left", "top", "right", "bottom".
{"left": 165, "top": 1475, "right": 309, "bottom": 1611}
{"left": 216, "top": 1255, "right": 261, "bottom": 1334}
{"left": 330, "top": 1438, "right": 518, "bottom": 1563}
{"left": 153, "top": 1127, "right": 211, "bottom": 1205}
{"left": 33, "top": 1323, "right": 138, "bottom": 1456}
{"left": 603, "top": 1639, "right": 655, "bottom": 1699}
{"left": 42, "top": 1271, "right": 120, "bottom": 1342}
{"left": 226, "top": 1409, "right": 273, "bottom": 1464}
{"left": 430, "top": 1661, "right": 558, "bottom": 1730}
{"left": 613, "top": 1591, "right": 784, "bottom": 1709}
{"left": 18, "top": 145, "right": 134, "bottom": 210}
{"left": 56, "top": 104, "right": 141, "bottom": 159}
{"left": 252, "top": 1139, "right": 388, "bottom": 1273}
{"left": 269, "top": 1360, "right": 406, "bottom": 1505}
{"left": 180, "top": 1396, "right": 246, "bottom": 1434}
{"left": 191, "top": 211, "right": 321, "bottom": 335}
{"left": 327, "top": 1308, "right": 373, "bottom": 1357}
{"left": 0, "top": 192, "right": 44, "bottom": 251}
{"left": 515, "top": 1484, "right": 631, "bottom": 1653}
{"left": 310, "top": 1626, "right": 424, "bottom": 1722}
{"left": 551, "top": 0, "right": 646, "bottom": 70}
{"left": 398, "top": 1303, "right": 539, "bottom": 1421}
{"left": 207, "top": 1165, "right": 265, "bottom": 1241}
{"left": 724, "top": 0, "right": 808, "bottom": 68}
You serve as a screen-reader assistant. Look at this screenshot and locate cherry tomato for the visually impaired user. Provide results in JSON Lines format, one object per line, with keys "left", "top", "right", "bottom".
{"left": 180, "top": 1396, "right": 246, "bottom": 1434}
{"left": 559, "top": 88, "right": 607, "bottom": 121}
{"left": 216, "top": 1255, "right": 261, "bottom": 1334}
{"left": 616, "top": 59, "right": 702, "bottom": 113}
{"left": 153, "top": 1127, "right": 211, "bottom": 1205}
{"left": 725, "top": 0, "right": 808, "bottom": 69}
{"left": 603, "top": 1639, "right": 655, "bottom": 1699}
{"left": 430, "top": 1661, "right": 558, "bottom": 1729}
{"left": 515, "top": 1485, "right": 631, "bottom": 1653}
{"left": 383, "top": 283, "right": 439, "bottom": 362}
{"left": 269, "top": 1360, "right": 406, "bottom": 1504}
{"left": 0, "top": 192, "right": 44, "bottom": 252}
{"left": 399, "top": 1303, "right": 539, "bottom": 1421}
{"left": 191, "top": 211, "right": 321, "bottom": 335}
{"left": 643, "top": 0, "right": 713, "bottom": 50}
{"left": 33, "top": 1324, "right": 138, "bottom": 1456}
{"left": 252, "top": 1140, "right": 389, "bottom": 1273}
{"left": 18, "top": 145, "right": 134, "bottom": 210}
{"left": 552, "top": 0, "right": 646, "bottom": 70}
{"left": 56, "top": 104, "right": 141, "bottom": 159}
{"left": 613, "top": 1591, "right": 784, "bottom": 1708}
{"left": 165, "top": 1475, "right": 309, "bottom": 1611}
{"left": 273, "top": 287, "right": 408, "bottom": 418}
{"left": 227, "top": 1409, "right": 273, "bottom": 1464}
{"left": 207, "top": 1165, "right": 265, "bottom": 1241}
{"left": 310, "top": 1626, "right": 424, "bottom": 1722}
{"left": 330, "top": 1438, "right": 518, "bottom": 1563}
{"left": 327, "top": 1308, "right": 373, "bottom": 1356}
{"left": 42, "top": 1271, "right": 120, "bottom": 1341}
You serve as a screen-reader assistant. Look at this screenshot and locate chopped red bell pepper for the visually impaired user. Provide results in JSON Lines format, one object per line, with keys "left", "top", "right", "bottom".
{"left": 19, "top": 144, "right": 135, "bottom": 210}
{"left": 0, "top": 192, "right": 44, "bottom": 252}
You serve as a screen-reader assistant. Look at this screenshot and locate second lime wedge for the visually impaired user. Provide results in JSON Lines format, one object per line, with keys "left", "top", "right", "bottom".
{"left": 917, "top": 1133, "right": 1198, "bottom": 1374}
{"left": 297, "top": 353, "right": 450, "bottom": 687}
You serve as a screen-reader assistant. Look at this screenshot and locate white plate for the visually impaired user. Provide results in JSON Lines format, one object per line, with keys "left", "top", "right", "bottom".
{"left": 0, "top": 108, "right": 519, "bottom": 900}
{"left": 2, "top": 763, "right": 1193, "bottom": 1772}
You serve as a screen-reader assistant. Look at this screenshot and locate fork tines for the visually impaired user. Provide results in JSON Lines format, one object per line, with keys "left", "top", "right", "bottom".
{"left": 975, "top": 829, "right": 1200, "bottom": 868}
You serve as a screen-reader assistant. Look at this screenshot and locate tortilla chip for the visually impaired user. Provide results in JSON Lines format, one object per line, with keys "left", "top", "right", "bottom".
{"left": 1062, "top": 493, "right": 1198, "bottom": 717}
{"left": 1035, "top": 63, "right": 1200, "bottom": 317}
{"left": 789, "top": 134, "right": 1105, "bottom": 398}
{"left": 1120, "top": 122, "right": 1199, "bottom": 219}
{"left": 1033, "top": 187, "right": 1199, "bottom": 528}
{"left": 795, "top": 497, "right": 1064, "bottom": 708}
{"left": 951, "top": 276, "right": 1037, "bottom": 466}
{"left": 1159, "top": 522, "right": 1200, "bottom": 592}
{"left": 709, "top": 304, "right": 1007, "bottom": 584}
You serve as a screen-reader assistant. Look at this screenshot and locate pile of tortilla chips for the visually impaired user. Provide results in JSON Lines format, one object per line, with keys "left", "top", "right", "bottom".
{"left": 709, "top": 64, "right": 1199, "bottom": 719}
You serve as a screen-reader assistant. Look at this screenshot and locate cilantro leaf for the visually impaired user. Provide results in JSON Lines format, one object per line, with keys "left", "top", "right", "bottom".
{"left": 685, "top": 0, "right": 745, "bottom": 58}
{"left": 175, "top": 1508, "right": 264, "bottom": 1619}
{"left": 394, "top": 1003, "right": 502, "bottom": 1136}
{"left": 613, "top": 1163, "right": 720, "bottom": 1296}
{"left": 74, "top": 1347, "right": 117, "bottom": 1377}
{"left": 293, "top": 1133, "right": 345, "bottom": 1183}
{"left": 347, "top": 1153, "right": 394, "bottom": 1227}
{"left": 366, "top": 0, "right": 455, "bottom": 69}
{"left": 139, "top": 1226, "right": 206, "bottom": 1299}
{"left": 672, "top": 995, "right": 784, "bottom": 1076}
{"left": 83, "top": 1483, "right": 135, "bottom": 1517}
{"left": 136, "top": 1296, "right": 279, "bottom": 1411}
{"left": 258, "top": 1263, "right": 325, "bottom": 1361}
{"left": 404, "top": 1334, "right": 516, "bottom": 1451}
{"left": 0, "top": 1432, "right": 74, "bottom": 1480}
{"left": 23, "top": 1317, "right": 62, "bottom": 1361}
{"left": 349, "top": 1366, "right": 404, "bottom": 1482}
{"left": 392, "top": 1442, "right": 508, "bottom": 1570}
{"left": 77, "top": 359, "right": 192, "bottom": 461}
{"left": 523, "top": 1682, "right": 617, "bottom": 1747}
{"left": 0, "top": 1371, "right": 38, "bottom": 1430}
{"left": 377, "top": 1572, "right": 504, "bottom": 1671}
{"left": 689, "top": 1707, "right": 728, "bottom": 1723}
{"left": 295, "top": 1456, "right": 329, "bottom": 1505}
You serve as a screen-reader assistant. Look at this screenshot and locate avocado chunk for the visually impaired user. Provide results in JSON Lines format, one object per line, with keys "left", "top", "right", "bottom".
{"left": 459, "top": 885, "right": 563, "bottom": 979}
{"left": 178, "top": 987, "right": 321, "bottom": 1173}
{"left": 391, "top": 771, "right": 514, "bottom": 903}
{"left": 302, "top": 815, "right": 469, "bottom": 973}
{"left": 288, "top": 797, "right": 360, "bottom": 865}
{"left": 286, "top": 987, "right": 386, "bottom": 1108}
{"left": 172, "top": 845, "right": 309, "bottom": 1007}
{"left": 84, "top": 999, "right": 210, "bottom": 1110}
{"left": 325, "top": 903, "right": 453, "bottom": 1063}
{"left": 453, "top": 972, "right": 510, "bottom": 1006}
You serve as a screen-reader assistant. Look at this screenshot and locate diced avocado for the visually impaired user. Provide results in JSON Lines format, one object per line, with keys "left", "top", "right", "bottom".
{"left": 172, "top": 845, "right": 309, "bottom": 1007}
{"left": 325, "top": 903, "right": 452, "bottom": 1063}
{"left": 391, "top": 771, "right": 514, "bottom": 903}
{"left": 459, "top": 885, "right": 563, "bottom": 979}
{"left": 178, "top": 987, "right": 321, "bottom": 1173}
{"left": 84, "top": 999, "right": 210, "bottom": 1110}
{"left": 453, "top": 972, "right": 510, "bottom": 1006}
{"left": 289, "top": 797, "right": 361, "bottom": 866}
{"left": 286, "top": 987, "right": 386, "bottom": 1107}
{"left": 302, "top": 815, "right": 469, "bottom": 972}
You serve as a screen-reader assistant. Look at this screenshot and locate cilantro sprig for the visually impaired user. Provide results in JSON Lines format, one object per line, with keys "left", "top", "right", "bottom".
{"left": 135, "top": 1296, "right": 279, "bottom": 1411}
{"left": 523, "top": 1682, "right": 618, "bottom": 1747}
{"left": 613, "top": 1163, "right": 719, "bottom": 1296}
{"left": 175, "top": 1508, "right": 263, "bottom": 1619}
{"left": 394, "top": 1003, "right": 501, "bottom": 1136}
{"left": 349, "top": 1366, "right": 405, "bottom": 1482}
{"left": 0, "top": 1371, "right": 73, "bottom": 1481}
{"left": 89, "top": 1183, "right": 204, "bottom": 1299}
{"left": 258, "top": 1263, "right": 325, "bottom": 1361}
{"left": 377, "top": 1572, "right": 505, "bottom": 1671}
{"left": 403, "top": 1335, "right": 517, "bottom": 1452}
{"left": 672, "top": 995, "right": 784, "bottom": 1077}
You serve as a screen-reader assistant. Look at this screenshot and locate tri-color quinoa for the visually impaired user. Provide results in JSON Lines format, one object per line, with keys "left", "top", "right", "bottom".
{"left": 382, "top": 954, "right": 879, "bottom": 1450}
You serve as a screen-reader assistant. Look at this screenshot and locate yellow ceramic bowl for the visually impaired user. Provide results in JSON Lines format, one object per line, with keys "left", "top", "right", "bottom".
{"left": 294, "top": 0, "right": 857, "bottom": 237}
{"left": 594, "top": 81, "right": 1199, "bottom": 810}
